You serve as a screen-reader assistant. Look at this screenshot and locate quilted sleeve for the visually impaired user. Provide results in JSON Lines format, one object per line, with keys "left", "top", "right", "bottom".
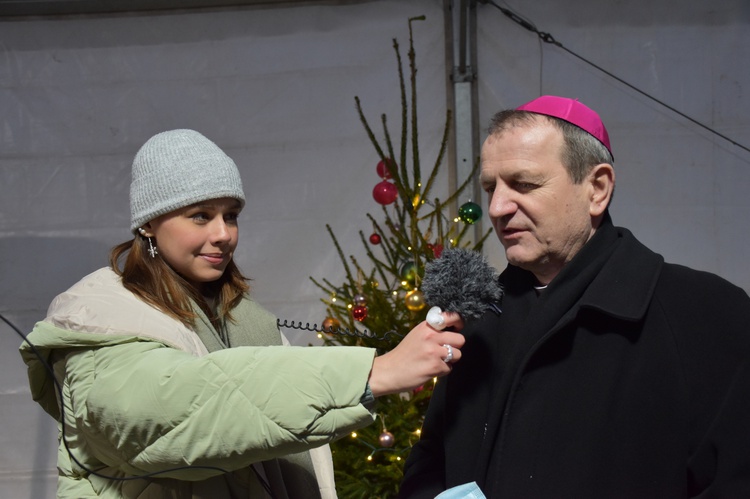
{"left": 61, "top": 335, "right": 376, "bottom": 480}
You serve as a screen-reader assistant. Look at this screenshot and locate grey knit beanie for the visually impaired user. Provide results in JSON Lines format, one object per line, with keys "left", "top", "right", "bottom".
{"left": 130, "top": 129, "right": 245, "bottom": 231}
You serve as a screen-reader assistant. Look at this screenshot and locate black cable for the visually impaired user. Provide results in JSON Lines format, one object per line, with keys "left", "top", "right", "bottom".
{"left": 1, "top": 312, "right": 276, "bottom": 497}
{"left": 278, "top": 318, "right": 404, "bottom": 341}
{"left": 480, "top": 0, "right": 750, "bottom": 155}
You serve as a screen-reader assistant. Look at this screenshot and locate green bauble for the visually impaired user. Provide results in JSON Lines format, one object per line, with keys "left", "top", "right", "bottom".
{"left": 399, "top": 261, "right": 420, "bottom": 284}
{"left": 458, "top": 201, "right": 482, "bottom": 224}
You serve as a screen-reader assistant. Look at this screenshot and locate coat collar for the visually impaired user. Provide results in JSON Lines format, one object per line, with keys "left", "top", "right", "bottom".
{"left": 501, "top": 215, "right": 664, "bottom": 327}
{"left": 189, "top": 296, "right": 283, "bottom": 352}
{"left": 577, "top": 223, "right": 664, "bottom": 323}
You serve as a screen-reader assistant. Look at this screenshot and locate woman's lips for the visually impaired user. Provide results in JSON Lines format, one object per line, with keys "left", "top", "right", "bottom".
{"left": 200, "top": 253, "right": 226, "bottom": 264}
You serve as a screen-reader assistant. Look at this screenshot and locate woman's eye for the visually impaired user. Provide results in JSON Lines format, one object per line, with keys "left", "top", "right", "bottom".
{"left": 224, "top": 213, "right": 240, "bottom": 224}
{"left": 191, "top": 212, "right": 209, "bottom": 222}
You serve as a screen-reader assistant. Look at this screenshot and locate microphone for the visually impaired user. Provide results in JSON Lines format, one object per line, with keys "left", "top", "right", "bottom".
{"left": 421, "top": 247, "right": 503, "bottom": 329}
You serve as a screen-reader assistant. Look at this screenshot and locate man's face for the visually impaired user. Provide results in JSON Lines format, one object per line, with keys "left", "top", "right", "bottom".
{"left": 480, "top": 120, "right": 596, "bottom": 284}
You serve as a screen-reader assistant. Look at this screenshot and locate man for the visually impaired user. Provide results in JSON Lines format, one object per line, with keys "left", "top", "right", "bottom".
{"left": 399, "top": 96, "right": 750, "bottom": 498}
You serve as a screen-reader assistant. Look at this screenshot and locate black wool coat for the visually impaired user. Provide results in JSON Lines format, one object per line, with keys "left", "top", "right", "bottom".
{"left": 400, "top": 220, "right": 750, "bottom": 498}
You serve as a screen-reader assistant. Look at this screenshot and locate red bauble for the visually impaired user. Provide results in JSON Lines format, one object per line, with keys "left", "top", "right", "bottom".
{"left": 413, "top": 382, "right": 434, "bottom": 396}
{"left": 369, "top": 233, "right": 382, "bottom": 245}
{"left": 352, "top": 305, "right": 368, "bottom": 322}
{"left": 372, "top": 180, "right": 398, "bottom": 205}
{"left": 432, "top": 243, "right": 444, "bottom": 258}
{"left": 376, "top": 158, "right": 395, "bottom": 179}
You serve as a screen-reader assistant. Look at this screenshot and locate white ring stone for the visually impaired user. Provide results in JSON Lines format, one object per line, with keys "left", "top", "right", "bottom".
{"left": 426, "top": 306, "right": 445, "bottom": 330}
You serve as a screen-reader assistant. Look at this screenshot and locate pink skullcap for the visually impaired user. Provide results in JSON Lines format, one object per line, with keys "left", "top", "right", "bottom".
{"left": 516, "top": 95, "right": 612, "bottom": 157}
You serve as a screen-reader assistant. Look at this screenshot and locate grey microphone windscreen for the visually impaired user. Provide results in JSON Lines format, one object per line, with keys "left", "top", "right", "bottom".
{"left": 421, "top": 247, "right": 503, "bottom": 322}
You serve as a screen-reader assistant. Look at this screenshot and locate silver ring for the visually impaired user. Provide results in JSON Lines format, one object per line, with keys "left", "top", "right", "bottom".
{"left": 442, "top": 344, "right": 454, "bottom": 363}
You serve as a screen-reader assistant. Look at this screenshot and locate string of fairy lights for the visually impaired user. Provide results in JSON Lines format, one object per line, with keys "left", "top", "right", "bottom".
{"left": 348, "top": 413, "right": 427, "bottom": 461}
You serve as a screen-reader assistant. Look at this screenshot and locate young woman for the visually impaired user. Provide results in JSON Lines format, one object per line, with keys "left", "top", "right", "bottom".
{"left": 20, "top": 129, "right": 464, "bottom": 498}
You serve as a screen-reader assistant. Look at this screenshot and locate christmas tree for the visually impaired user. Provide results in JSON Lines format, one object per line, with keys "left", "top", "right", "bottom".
{"left": 310, "top": 16, "right": 492, "bottom": 497}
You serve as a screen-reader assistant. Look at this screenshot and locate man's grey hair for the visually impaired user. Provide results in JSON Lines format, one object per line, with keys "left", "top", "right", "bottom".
{"left": 487, "top": 110, "right": 614, "bottom": 184}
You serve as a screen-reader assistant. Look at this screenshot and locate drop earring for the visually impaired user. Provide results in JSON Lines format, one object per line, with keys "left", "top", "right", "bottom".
{"left": 138, "top": 227, "right": 158, "bottom": 258}
{"left": 146, "top": 238, "right": 158, "bottom": 258}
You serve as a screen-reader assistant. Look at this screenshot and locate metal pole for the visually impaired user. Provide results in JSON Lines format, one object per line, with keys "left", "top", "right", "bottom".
{"left": 444, "top": 0, "right": 481, "bottom": 244}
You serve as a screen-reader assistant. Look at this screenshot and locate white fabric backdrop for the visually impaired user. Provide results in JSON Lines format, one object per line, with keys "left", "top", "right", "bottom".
{"left": 0, "top": 2, "right": 449, "bottom": 496}
{"left": 476, "top": 0, "right": 750, "bottom": 285}
{"left": 1, "top": 0, "right": 748, "bottom": 496}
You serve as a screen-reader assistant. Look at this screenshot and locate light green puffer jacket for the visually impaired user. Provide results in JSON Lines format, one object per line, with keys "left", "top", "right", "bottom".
{"left": 19, "top": 267, "right": 376, "bottom": 498}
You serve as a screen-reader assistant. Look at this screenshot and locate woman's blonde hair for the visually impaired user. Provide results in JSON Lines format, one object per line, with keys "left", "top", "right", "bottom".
{"left": 109, "top": 236, "right": 249, "bottom": 329}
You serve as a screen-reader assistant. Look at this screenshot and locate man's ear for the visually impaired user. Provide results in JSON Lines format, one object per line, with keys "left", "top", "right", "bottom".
{"left": 588, "top": 163, "right": 615, "bottom": 217}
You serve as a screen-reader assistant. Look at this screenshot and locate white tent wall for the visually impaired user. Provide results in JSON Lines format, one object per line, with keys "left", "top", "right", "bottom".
{"left": 1, "top": 0, "right": 749, "bottom": 496}
{"left": 0, "top": 1, "right": 449, "bottom": 496}
{"left": 476, "top": 0, "right": 750, "bottom": 289}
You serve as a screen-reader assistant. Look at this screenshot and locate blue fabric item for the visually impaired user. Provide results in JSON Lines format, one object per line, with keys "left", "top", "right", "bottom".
{"left": 435, "top": 482, "right": 486, "bottom": 499}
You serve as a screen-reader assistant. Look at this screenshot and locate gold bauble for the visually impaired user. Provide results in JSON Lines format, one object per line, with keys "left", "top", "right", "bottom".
{"left": 405, "top": 289, "right": 426, "bottom": 311}
{"left": 321, "top": 317, "right": 341, "bottom": 334}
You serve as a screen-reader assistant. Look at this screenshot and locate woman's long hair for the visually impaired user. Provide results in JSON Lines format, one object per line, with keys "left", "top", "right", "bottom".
{"left": 109, "top": 236, "right": 249, "bottom": 329}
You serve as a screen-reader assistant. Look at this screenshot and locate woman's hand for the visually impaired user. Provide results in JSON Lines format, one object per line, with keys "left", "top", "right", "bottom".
{"left": 368, "top": 311, "right": 465, "bottom": 397}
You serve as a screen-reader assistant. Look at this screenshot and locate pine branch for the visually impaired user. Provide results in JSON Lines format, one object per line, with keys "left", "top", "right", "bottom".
{"left": 325, "top": 224, "right": 356, "bottom": 286}
{"left": 393, "top": 38, "right": 410, "bottom": 189}
{"left": 354, "top": 96, "right": 388, "bottom": 163}
{"left": 407, "top": 16, "right": 425, "bottom": 190}
{"left": 420, "top": 109, "right": 453, "bottom": 200}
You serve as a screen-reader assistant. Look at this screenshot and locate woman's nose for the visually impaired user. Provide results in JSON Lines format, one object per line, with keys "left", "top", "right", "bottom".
{"left": 209, "top": 218, "right": 232, "bottom": 243}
